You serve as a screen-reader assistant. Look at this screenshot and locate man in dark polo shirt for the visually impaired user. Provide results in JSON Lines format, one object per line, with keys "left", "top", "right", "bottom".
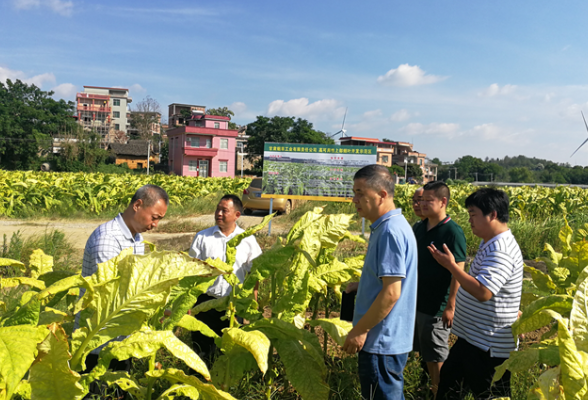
{"left": 413, "top": 181, "right": 466, "bottom": 395}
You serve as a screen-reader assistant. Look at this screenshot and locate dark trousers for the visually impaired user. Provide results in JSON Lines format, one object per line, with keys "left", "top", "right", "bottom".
{"left": 437, "top": 338, "right": 511, "bottom": 400}
{"left": 191, "top": 293, "right": 229, "bottom": 361}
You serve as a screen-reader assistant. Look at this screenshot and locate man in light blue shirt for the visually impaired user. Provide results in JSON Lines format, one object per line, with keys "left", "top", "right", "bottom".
{"left": 343, "top": 165, "right": 418, "bottom": 400}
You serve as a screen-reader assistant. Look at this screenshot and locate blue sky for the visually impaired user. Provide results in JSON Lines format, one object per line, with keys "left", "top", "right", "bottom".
{"left": 2, "top": 0, "right": 588, "bottom": 165}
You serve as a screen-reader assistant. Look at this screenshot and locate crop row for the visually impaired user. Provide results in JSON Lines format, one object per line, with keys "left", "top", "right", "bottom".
{"left": 0, "top": 170, "right": 251, "bottom": 216}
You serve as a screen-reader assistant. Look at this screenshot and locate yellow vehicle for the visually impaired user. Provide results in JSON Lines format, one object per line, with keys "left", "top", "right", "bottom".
{"left": 241, "top": 177, "right": 295, "bottom": 215}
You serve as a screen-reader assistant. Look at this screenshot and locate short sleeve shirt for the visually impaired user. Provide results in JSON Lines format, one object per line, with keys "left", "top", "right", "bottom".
{"left": 413, "top": 216, "right": 467, "bottom": 316}
{"left": 451, "top": 230, "right": 524, "bottom": 358}
{"left": 353, "top": 209, "right": 418, "bottom": 355}
{"left": 188, "top": 225, "right": 263, "bottom": 298}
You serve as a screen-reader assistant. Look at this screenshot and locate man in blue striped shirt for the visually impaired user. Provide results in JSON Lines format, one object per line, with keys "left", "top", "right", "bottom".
{"left": 428, "top": 188, "right": 523, "bottom": 399}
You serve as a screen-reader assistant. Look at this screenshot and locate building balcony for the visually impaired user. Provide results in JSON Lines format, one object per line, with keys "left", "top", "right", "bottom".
{"left": 77, "top": 92, "right": 110, "bottom": 100}
{"left": 183, "top": 147, "right": 219, "bottom": 157}
{"left": 77, "top": 104, "right": 111, "bottom": 113}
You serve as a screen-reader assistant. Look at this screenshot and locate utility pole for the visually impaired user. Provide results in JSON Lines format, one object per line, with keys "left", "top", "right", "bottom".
{"left": 474, "top": 172, "right": 478, "bottom": 182}
{"left": 146, "top": 140, "right": 150, "bottom": 175}
{"left": 404, "top": 157, "right": 408, "bottom": 182}
{"left": 490, "top": 173, "right": 493, "bottom": 182}
{"left": 449, "top": 167, "right": 457, "bottom": 180}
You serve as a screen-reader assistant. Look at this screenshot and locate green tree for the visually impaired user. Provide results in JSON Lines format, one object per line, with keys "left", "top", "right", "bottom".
{"left": 388, "top": 165, "right": 404, "bottom": 177}
{"left": 508, "top": 166, "right": 535, "bottom": 183}
{"left": 207, "top": 106, "right": 237, "bottom": 129}
{"left": 246, "top": 116, "right": 334, "bottom": 172}
{"left": 0, "top": 79, "right": 77, "bottom": 170}
{"left": 406, "top": 163, "right": 423, "bottom": 181}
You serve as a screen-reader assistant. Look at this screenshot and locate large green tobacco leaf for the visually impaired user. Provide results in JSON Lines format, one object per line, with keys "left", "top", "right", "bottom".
{"left": 71, "top": 250, "right": 222, "bottom": 371}
{"left": 192, "top": 296, "right": 229, "bottom": 315}
{"left": 28, "top": 323, "right": 84, "bottom": 400}
{"left": 240, "top": 244, "right": 296, "bottom": 295}
{"left": 100, "top": 371, "right": 147, "bottom": 399}
{"left": 1, "top": 296, "right": 40, "bottom": 327}
{"left": 245, "top": 318, "right": 324, "bottom": 369}
{"left": 146, "top": 368, "right": 237, "bottom": 400}
{"left": 273, "top": 338, "right": 330, "bottom": 400}
{"left": 493, "top": 341, "right": 560, "bottom": 382}
{"left": 161, "top": 275, "right": 218, "bottom": 330}
{"left": 28, "top": 249, "right": 53, "bottom": 280}
{"left": 525, "top": 266, "right": 557, "bottom": 293}
{"left": 557, "top": 320, "right": 587, "bottom": 399}
{"left": 175, "top": 315, "right": 219, "bottom": 339}
{"left": 312, "top": 258, "right": 362, "bottom": 289}
{"left": 0, "top": 325, "right": 48, "bottom": 400}
{"left": 571, "top": 267, "right": 588, "bottom": 352}
{"left": 307, "top": 318, "right": 353, "bottom": 347}
{"left": 38, "top": 307, "right": 70, "bottom": 326}
{"left": 513, "top": 295, "right": 573, "bottom": 337}
{"left": 211, "top": 348, "right": 257, "bottom": 391}
{"left": 272, "top": 253, "right": 311, "bottom": 320}
{"left": 221, "top": 328, "right": 270, "bottom": 374}
{"left": 96, "top": 329, "right": 211, "bottom": 381}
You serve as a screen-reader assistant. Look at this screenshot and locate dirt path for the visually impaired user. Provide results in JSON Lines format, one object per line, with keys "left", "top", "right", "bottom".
{"left": 0, "top": 212, "right": 290, "bottom": 251}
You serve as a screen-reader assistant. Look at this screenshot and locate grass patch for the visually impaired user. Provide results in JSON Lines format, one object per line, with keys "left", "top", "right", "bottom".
{"left": 1, "top": 229, "right": 78, "bottom": 273}
{"left": 153, "top": 219, "right": 211, "bottom": 234}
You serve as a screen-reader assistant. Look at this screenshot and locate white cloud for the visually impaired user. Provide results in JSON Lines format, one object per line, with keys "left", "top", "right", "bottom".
{"left": 362, "top": 109, "right": 382, "bottom": 119}
{"left": 0, "top": 66, "right": 56, "bottom": 88}
{"left": 266, "top": 97, "right": 345, "bottom": 120}
{"left": 129, "top": 83, "right": 147, "bottom": 94}
{"left": 479, "top": 83, "right": 517, "bottom": 97}
{"left": 230, "top": 102, "right": 247, "bottom": 115}
{"left": 13, "top": 0, "right": 73, "bottom": 16}
{"left": 560, "top": 102, "right": 588, "bottom": 119}
{"left": 390, "top": 109, "right": 417, "bottom": 122}
{"left": 400, "top": 122, "right": 462, "bottom": 139}
{"left": 469, "top": 123, "right": 532, "bottom": 144}
{"left": 51, "top": 83, "right": 77, "bottom": 100}
{"left": 377, "top": 64, "right": 447, "bottom": 87}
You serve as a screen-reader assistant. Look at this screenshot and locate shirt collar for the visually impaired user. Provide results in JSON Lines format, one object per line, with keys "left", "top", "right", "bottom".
{"left": 115, "top": 213, "right": 141, "bottom": 242}
{"left": 370, "top": 209, "right": 402, "bottom": 231}
{"left": 213, "top": 224, "right": 245, "bottom": 240}
{"left": 423, "top": 215, "right": 452, "bottom": 230}
{"left": 480, "top": 229, "right": 511, "bottom": 250}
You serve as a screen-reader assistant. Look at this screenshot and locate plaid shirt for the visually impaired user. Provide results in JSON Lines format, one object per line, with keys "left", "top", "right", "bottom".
{"left": 82, "top": 213, "right": 144, "bottom": 278}
{"left": 76, "top": 213, "right": 144, "bottom": 353}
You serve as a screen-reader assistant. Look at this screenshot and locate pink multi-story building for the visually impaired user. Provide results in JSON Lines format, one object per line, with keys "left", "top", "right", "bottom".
{"left": 167, "top": 113, "right": 238, "bottom": 178}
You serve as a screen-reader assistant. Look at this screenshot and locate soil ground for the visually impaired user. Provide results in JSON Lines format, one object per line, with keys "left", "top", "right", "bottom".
{"left": 0, "top": 211, "right": 289, "bottom": 256}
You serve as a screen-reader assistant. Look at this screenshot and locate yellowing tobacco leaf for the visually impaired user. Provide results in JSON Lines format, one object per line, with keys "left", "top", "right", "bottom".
{"left": 0, "top": 325, "right": 49, "bottom": 400}
{"left": 571, "top": 266, "right": 588, "bottom": 353}
{"left": 308, "top": 318, "right": 353, "bottom": 347}
{"left": 28, "top": 323, "right": 84, "bottom": 400}
{"left": 146, "top": 368, "right": 237, "bottom": 400}
{"left": 176, "top": 315, "right": 219, "bottom": 339}
{"left": 221, "top": 328, "right": 271, "bottom": 374}
{"left": 29, "top": 249, "right": 53, "bottom": 280}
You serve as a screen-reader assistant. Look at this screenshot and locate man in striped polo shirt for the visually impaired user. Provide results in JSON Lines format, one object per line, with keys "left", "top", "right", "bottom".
{"left": 428, "top": 188, "right": 523, "bottom": 399}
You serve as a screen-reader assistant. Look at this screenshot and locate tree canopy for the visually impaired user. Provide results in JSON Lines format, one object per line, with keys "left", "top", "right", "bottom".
{"left": 206, "top": 106, "right": 237, "bottom": 129}
{"left": 0, "top": 79, "right": 78, "bottom": 170}
{"left": 130, "top": 95, "right": 162, "bottom": 141}
{"left": 246, "top": 116, "right": 335, "bottom": 172}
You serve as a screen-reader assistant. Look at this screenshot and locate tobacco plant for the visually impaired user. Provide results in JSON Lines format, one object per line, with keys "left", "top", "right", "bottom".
{"left": 493, "top": 219, "right": 588, "bottom": 399}
{"left": 0, "top": 208, "right": 362, "bottom": 400}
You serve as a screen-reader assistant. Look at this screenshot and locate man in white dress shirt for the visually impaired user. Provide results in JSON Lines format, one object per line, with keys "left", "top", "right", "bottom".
{"left": 188, "top": 194, "right": 262, "bottom": 359}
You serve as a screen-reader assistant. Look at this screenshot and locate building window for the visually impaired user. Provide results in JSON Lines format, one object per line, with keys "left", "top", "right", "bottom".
{"left": 220, "top": 138, "right": 228, "bottom": 149}
{"left": 219, "top": 161, "right": 228, "bottom": 172}
{"left": 190, "top": 137, "right": 199, "bottom": 147}
{"left": 419, "top": 159, "right": 423, "bottom": 165}
{"left": 189, "top": 160, "right": 198, "bottom": 171}
{"left": 205, "top": 138, "right": 212, "bottom": 148}
{"left": 382, "top": 155, "right": 389, "bottom": 163}
{"left": 214, "top": 122, "right": 220, "bottom": 129}
{"left": 115, "top": 124, "right": 120, "bottom": 130}
{"left": 113, "top": 111, "right": 120, "bottom": 118}
{"left": 113, "top": 99, "right": 120, "bottom": 106}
